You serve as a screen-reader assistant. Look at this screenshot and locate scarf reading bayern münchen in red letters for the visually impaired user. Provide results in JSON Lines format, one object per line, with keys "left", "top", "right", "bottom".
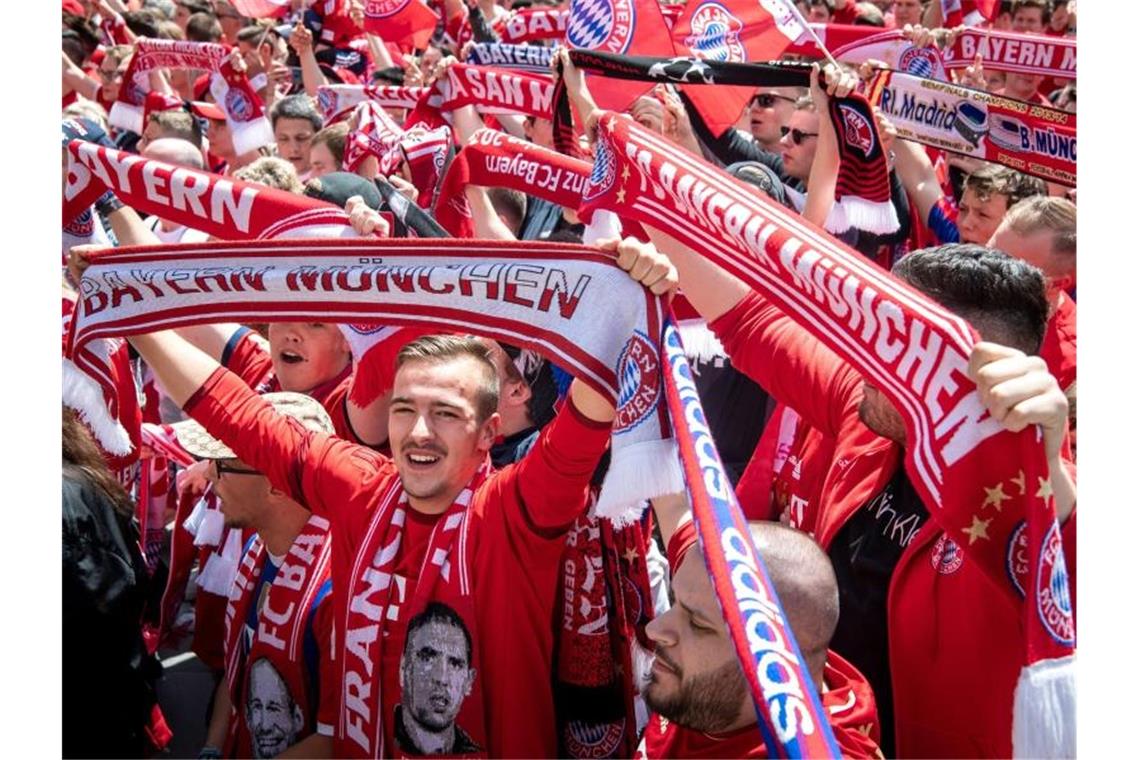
{"left": 580, "top": 112, "right": 1075, "bottom": 758}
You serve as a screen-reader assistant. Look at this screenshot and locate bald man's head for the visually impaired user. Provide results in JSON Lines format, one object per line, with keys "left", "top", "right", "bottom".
{"left": 142, "top": 137, "right": 205, "bottom": 171}
{"left": 643, "top": 521, "right": 839, "bottom": 734}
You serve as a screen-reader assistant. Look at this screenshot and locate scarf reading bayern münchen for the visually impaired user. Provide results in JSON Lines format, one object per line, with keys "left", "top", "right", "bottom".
{"left": 66, "top": 238, "right": 685, "bottom": 521}
{"left": 579, "top": 111, "right": 1075, "bottom": 758}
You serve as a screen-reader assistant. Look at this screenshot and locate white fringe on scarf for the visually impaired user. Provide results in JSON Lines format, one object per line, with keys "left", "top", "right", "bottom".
{"left": 196, "top": 528, "right": 244, "bottom": 596}
{"left": 62, "top": 357, "right": 132, "bottom": 455}
{"left": 1013, "top": 654, "right": 1077, "bottom": 758}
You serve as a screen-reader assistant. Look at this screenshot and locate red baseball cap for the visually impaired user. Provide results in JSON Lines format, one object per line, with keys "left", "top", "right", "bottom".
{"left": 190, "top": 101, "right": 226, "bottom": 122}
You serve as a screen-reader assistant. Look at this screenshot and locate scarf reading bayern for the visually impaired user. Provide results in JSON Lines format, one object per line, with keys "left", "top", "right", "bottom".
{"left": 579, "top": 111, "right": 1075, "bottom": 758}
{"left": 110, "top": 39, "right": 273, "bottom": 155}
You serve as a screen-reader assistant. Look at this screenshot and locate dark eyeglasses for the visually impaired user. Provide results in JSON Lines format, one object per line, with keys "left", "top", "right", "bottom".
{"left": 780, "top": 126, "right": 819, "bottom": 145}
{"left": 213, "top": 460, "right": 260, "bottom": 477}
{"left": 751, "top": 93, "right": 796, "bottom": 109}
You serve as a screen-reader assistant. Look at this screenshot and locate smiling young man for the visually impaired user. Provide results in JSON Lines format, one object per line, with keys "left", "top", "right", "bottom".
{"left": 113, "top": 237, "right": 677, "bottom": 759}
{"left": 175, "top": 393, "right": 338, "bottom": 760}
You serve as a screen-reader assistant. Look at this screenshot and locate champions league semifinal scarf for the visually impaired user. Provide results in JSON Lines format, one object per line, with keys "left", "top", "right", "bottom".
{"left": 110, "top": 39, "right": 274, "bottom": 155}
{"left": 435, "top": 127, "right": 591, "bottom": 237}
{"left": 224, "top": 514, "right": 333, "bottom": 757}
{"left": 316, "top": 84, "right": 430, "bottom": 126}
{"left": 580, "top": 111, "right": 1075, "bottom": 758}
{"left": 569, "top": 50, "right": 899, "bottom": 236}
{"left": 867, "top": 69, "right": 1076, "bottom": 188}
{"left": 64, "top": 140, "right": 357, "bottom": 240}
{"left": 466, "top": 42, "right": 555, "bottom": 75}
{"left": 67, "top": 237, "right": 684, "bottom": 522}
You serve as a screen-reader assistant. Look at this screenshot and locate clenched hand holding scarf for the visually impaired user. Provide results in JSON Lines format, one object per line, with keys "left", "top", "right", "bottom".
{"left": 578, "top": 111, "right": 1075, "bottom": 759}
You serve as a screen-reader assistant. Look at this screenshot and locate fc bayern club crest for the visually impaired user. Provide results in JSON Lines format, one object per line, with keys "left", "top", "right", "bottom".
{"left": 682, "top": 2, "right": 746, "bottom": 62}
{"left": 224, "top": 88, "right": 255, "bottom": 122}
{"left": 317, "top": 87, "right": 336, "bottom": 119}
{"left": 1035, "top": 521, "right": 1074, "bottom": 645}
{"left": 899, "top": 46, "right": 945, "bottom": 80}
{"left": 563, "top": 718, "right": 625, "bottom": 759}
{"left": 365, "top": 0, "right": 412, "bottom": 19}
{"left": 567, "top": 0, "right": 636, "bottom": 55}
{"left": 929, "top": 534, "right": 963, "bottom": 575}
{"left": 1005, "top": 520, "right": 1029, "bottom": 598}
{"left": 583, "top": 136, "right": 617, "bottom": 202}
{"left": 614, "top": 331, "right": 661, "bottom": 433}
{"left": 838, "top": 104, "right": 876, "bottom": 158}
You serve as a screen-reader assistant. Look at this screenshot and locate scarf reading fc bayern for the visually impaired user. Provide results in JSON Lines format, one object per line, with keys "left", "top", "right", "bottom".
{"left": 580, "top": 112, "right": 1075, "bottom": 758}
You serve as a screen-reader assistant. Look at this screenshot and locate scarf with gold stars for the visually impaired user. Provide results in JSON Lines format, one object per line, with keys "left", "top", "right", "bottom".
{"left": 580, "top": 111, "right": 1075, "bottom": 758}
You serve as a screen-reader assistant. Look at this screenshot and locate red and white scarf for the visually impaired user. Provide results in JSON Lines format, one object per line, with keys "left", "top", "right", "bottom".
{"left": 223, "top": 514, "right": 333, "bottom": 757}
{"left": 435, "top": 127, "right": 591, "bottom": 237}
{"left": 110, "top": 39, "right": 273, "bottom": 154}
{"left": 580, "top": 112, "right": 1075, "bottom": 758}
{"left": 866, "top": 69, "right": 1076, "bottom": 187}
{"left": 64, "top": 140, "right": 356, "bottom": 240}
{"left": 438, "top": 63, "right": 554, "bottom": 119}
{"left": 340, "top": 463, "right": 489, "bottom": 757}
{"left": 342, "top": 101, "right": 406, "bottom": 173}
{"left": 493, "top": 7, "right": 568, "bottom": 44}
{"left": 942, "top": 27, "right": 1076, "bottom": 80}
{"left": 832, "top": 31, "right": 949, "bottom": 81}
{"left": 67, "top": 238, "right": 682, "bottom": 521}
{"left": 316, "top": 84, "right": 430, "bottom": 126}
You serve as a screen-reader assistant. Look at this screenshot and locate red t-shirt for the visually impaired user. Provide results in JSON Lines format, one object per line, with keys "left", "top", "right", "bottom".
{"left": 635, "top": 653, "right": 882, "bottom": 759}
{"left": 221, "top": 327, "right": 357, "bottom": 441}
{"left": 1039, "top": 290, "right": 1076, "bottom": 391}
{"left": 184, "top": 367, "right": 613, "bottom": 757}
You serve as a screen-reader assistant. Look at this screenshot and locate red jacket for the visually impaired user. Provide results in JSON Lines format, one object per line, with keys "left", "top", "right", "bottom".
{"left": 185, "top": 367, "right": 612, "bottom": 758}
{"left": 711, "top": 292, "right": 1076, "bottom": 757}
{"left": 635, "top": 651, "right": 882, "bottom": 759}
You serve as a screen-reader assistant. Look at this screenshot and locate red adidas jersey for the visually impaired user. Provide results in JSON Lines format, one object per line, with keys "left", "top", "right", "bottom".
{"left": 185, "top": 367, "right": 612, "bottom": 758}
{"left": 635, "top": 652, "right": 881, "bottom": 759}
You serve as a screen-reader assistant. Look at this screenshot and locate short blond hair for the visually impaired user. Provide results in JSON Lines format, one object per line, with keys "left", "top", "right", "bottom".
{"left": 232, "top": 157, "right": 303, "bottom": 194}
{"left": 1004, "top": 196, "right": 1076, "bottom": 258}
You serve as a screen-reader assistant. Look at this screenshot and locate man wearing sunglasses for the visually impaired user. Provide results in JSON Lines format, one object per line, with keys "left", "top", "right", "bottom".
{"left": 748, "top": 88, "right": 804, "bottom": 153}
{"left": 173, "top": 392, "right": 339, "bottom": 760}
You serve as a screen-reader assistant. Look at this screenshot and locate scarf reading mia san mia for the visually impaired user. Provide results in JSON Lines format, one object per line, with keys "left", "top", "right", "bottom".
{"left": 580, "top": 111, "right": 1075, "bottom": 758}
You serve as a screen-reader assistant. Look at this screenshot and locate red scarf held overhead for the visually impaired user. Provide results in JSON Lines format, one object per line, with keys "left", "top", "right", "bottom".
{"left": 440, "top": 63, "right": 554, "bottom": 118}
{"left": 943, "top": 28, "right": 1076, "bottom": 80}
{"left": 223, "top": 514, "right": 333, "bottom": 758}
{"left": 580, "top": 112, "right": 1075, "bottom": 758}
{"left": 494, "top": 7, "right": 568, "bottom": 43}
{"left": 342, "top": 101, "right": 406, "bottom": 173}
{"left": 316, "top": 84, "right": 429, "bottom": 126}
{"left": 63, "top": 140, "right": 356, "bottom": 240}
{"left": 110, "top": 39, "right": 273, "bottom": 153}
{"left": 435, "top": 128, "right": 591, "bottom": 237}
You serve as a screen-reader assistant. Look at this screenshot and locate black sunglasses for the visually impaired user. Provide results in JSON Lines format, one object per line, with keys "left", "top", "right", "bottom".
{"left": 214, "top": 460, "right": 260, "bottom": 477}
{"left": 780, "top": 126, "right": 819, "bottom": 145}
{"left": 751, "top": 93, "right": 797, "bottom": 109}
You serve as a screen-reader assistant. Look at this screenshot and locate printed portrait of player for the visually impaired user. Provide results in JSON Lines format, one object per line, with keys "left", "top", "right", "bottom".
{"left": 245, "top": 658, "right": 305, "bottom": 758}
{"left": 395, "top": 602, "right": 482, "bottom": 755}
